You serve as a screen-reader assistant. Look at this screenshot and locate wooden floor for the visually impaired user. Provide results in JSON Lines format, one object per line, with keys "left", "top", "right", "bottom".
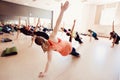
{"left": 0, "top": 32, "right": 120, "bottom": 80}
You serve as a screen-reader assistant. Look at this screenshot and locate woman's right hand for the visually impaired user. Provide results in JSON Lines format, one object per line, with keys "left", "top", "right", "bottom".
{"left": 61, "top": 1, "right": 69, "bottom": 12}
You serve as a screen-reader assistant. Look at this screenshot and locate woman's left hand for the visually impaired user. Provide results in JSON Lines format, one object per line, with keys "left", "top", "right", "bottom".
{"left": 39, "top": 72, "right": 46, "bottom": 77}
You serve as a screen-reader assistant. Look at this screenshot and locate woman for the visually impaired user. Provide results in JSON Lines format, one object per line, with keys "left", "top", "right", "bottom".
{"left": 110, "top": 31, "right": 120, "bottom": 48}
{"left": 16, "top": 18, "right": 34, "bottom": 39}
{"left": 67, "top": 27, "right": 83, "bottom": 44}
{"left": 88, "top": 29, "right": 98, "bottom": 41}
{"left": 61, "top": 27, "right": 83, "bottom": 44}
{"left": 34, "top": 1, "right": 80, "bottom": 77}
{"left": 109, "top": 21, "right": 120, "bottom": 48}
{"left": 16, "top": 18, "right": 49, "bottom": 42}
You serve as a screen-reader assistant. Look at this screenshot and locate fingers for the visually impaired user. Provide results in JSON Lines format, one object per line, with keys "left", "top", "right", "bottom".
{"left": 39, "top": 72, "right": 46, "bottom": 77}
{"left": 74, "top": 20, "right": 76, "bottom": 23}
{"left": 61, "top": 1, "right": 69, "bottom": 11}
{"left": 37, "top": 18, "right": 40, "bottom": 24}
{"left": 64, "top": 1, "right": 69, "bottom": 9}
{"left": 64, "top": 1, "right": 69, "bottom": 6}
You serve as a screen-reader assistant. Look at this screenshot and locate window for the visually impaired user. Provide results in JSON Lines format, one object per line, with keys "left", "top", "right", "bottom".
{"left": 100, "top": 8, "right": 116, "bottom": 25}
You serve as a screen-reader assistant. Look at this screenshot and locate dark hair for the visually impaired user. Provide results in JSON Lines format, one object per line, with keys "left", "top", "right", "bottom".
{"left": 34, "top": 31, "right": 49, "bottom": 40}
{"left": 66, "top": 32, "right": 70, "bottom": 36}
{"left": 68, "top": 29, "right": 71, "bottom": 31}
{"left": 88, "top": 29, "right": 92, "bottom": 32}
{"left": 110, "top": 31, "right": 115, "bottom": 36}
{"left": 35, "top": 36, "right": 46, "bottom": 46}
{"left": 35, "top": 36, "right": 49, "bottom": 52}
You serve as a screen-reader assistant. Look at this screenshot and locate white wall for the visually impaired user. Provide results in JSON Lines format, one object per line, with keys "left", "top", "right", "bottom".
{"left": 80, "top": 4, "right": 96, "bottom": 33}
{"left": 115, "top": 2, "right": 120, "bottom": 26}
{"left": 52, "top": 2, "right": 97, "bottom": 33}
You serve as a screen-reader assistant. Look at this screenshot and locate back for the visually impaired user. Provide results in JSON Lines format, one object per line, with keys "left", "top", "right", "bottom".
{"left": 48, "top": 38, "right": 72, "bottom": 56}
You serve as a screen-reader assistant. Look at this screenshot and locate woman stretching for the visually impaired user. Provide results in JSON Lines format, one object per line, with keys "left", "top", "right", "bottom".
{"left": 88, "top": 29, "right": 98, "bottom": 41}
{"left": 109, "top": 21, "right": 120, "bottom": 48}
{"left": 34, "top": 1, "right": 80, "bottom": 77}
{"left": 16, "top": 18, "right": 49, "bottom": 43}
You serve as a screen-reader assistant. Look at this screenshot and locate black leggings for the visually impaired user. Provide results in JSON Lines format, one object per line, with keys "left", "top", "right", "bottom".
{"left": 43, "top": 28, "right": 53, "bottom": 33}
{"left": 34, "top": 31, "right": 49, "bottom": 40}
{"left": 18, "top": 28, "right": 49, "bottom": 39}
{"left": 18, "top": 28, "right": 33, "bottom": 36}
{"left": 70, "top": 47, "right": 80, "bottom": 57}
{"left": 17, "top": 27, "right": 49, "bottom": 39}
{"left": 115, "top": 37, "right": 120, "bottom": 44}
{"left": 75, "top": 33, "right": 83, "bottom": 44}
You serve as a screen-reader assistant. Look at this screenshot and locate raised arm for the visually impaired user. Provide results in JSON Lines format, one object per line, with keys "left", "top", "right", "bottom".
{"left": 15, "top": 17, "right": 21, "bottom": 40}
{"left": 30, "top": 18, "right": 40, "bottom": 46}
{"left": 112, "top": 21, "right": 114, "bottom": 32}
{"left": 34, "top": 18, "right": 40, "bottom": 32}
{"left": 69, "top": 19, "right": 76, "bottom": 42}
{"left": 110, "top": 21, "right": 115, "bottom": 40}
{"left": 49, "top": 1, "right": 69, "bottom": 40}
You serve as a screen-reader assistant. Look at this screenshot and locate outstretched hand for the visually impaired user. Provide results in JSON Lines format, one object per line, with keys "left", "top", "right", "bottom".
{"left": 74, "top": 19, "right": 76, "bottom": 23}
{"left": 61, "top": 1, "right": 69, "bottom": 12}
{"left": 39, "top": 72, "right": 46, "bottom": 77}
{"left": 37, "top": 18, "right": 40, "bottom": 24}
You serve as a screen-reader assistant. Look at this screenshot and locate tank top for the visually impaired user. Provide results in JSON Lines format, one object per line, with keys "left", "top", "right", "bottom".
{"left": 48, "top": 38, "right": 72, "bottom": 56}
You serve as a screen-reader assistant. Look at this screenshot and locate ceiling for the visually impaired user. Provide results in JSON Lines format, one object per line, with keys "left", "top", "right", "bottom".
{"left": 3, "top": 0, "right": 120, "bottom": 10}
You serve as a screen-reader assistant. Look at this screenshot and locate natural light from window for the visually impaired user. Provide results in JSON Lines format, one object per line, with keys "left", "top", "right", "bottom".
{"left": 100, "top": 8, "right": 116, "bottom": 25}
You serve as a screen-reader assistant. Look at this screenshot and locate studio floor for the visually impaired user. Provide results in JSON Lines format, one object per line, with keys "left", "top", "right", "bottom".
{"left": 0, "top": 32, "right": 120, "bottom": 80}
